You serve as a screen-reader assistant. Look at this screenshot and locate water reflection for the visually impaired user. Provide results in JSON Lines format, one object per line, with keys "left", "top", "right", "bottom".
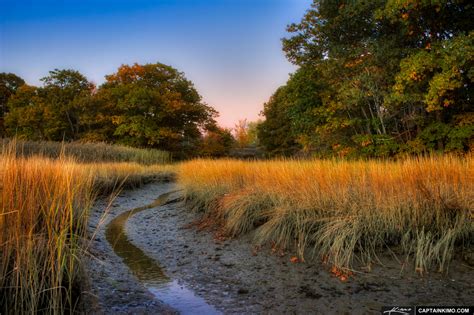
{"left": 105, "top": 191, "right": 220, "bottom": 314}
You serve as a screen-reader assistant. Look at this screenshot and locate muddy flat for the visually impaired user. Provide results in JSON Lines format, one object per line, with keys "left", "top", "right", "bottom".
{"left": 85, "top": 182, "right": 176, "bottom": 314}
{"left": 86, "top": 182, "right": 474, "bottom": 314}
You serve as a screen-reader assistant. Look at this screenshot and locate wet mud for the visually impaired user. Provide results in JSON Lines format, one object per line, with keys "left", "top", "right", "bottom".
{"left": 86, "top": 182, "right": 474, "bottom": 314}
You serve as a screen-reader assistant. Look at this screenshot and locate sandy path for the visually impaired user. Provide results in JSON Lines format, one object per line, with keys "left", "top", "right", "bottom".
{"left": 87, "top": 182, "right": 474, "bottom": 314}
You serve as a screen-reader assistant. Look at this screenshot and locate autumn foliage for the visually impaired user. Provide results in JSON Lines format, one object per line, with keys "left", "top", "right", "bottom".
{"left": 259, "top": 1, "right": 473, "bottom": 157}
{"left": 1, "top": 63, "right": 218, "bottom": 158}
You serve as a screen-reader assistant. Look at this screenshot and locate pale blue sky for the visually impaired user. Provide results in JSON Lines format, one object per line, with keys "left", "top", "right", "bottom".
{"left": 0, "top": 0, "right": 311, "bottom": 127}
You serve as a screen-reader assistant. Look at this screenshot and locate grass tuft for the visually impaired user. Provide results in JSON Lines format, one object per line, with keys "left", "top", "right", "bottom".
{"left": 178, "top": 156, "right": 474, "bottom": 273}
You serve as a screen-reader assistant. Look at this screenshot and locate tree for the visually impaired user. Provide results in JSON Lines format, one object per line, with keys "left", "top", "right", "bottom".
{"left": 3, "top": 64, "right": 220, "bottom": 157}
{"left": 74, "top": 87, "right": 117, "bottom": 142}
{"left": 263, "top": 0, "right": 474, "bottom": 157}
{"left": 0, "top": 73, "right": 25, "bottom": 137}
{"left": 246, "top": 120, "right": 261, "bottom": 146}
{"left": 388, "top": 32, "right": 474, "bottom": 152}
{"left": 99, "top": 63, "right": 217, "bottom": 157}
{"left": 257, "top": 65, "right": 327, "bottom": 156}
{"left": 40, "top": 69, "right": 94, "bottom": 140}
{"left": 282, "top": 1, "right": 408, "bottom": 157}
{"left": 5, "top": 69, "right": 94, "bottom": 141}
{"left": 257, "top": 86, "right": 300, "bottom": 156}
{"left": 234, "top": 119, "right": 251, "bottom": 148}
{"left": 199, "top": 126, "right": 234, "bottom": 157}
{"left": 5, "top": 85, "right": 45, "bottom": 140}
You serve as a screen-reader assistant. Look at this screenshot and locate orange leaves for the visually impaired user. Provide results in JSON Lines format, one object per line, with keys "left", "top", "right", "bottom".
{"left": 344, "top": 58, "right": 363, "bottom": 68}
{"left": 330, "top": 266, "right": 353, "bottom": 282}
{"left": 111, "top": 115, "right": 125, "bottom": 125}
{"left": 330, "top": 266, "right": 341, "bottom": 276}
{"left": 401, "top": 13, "right": 409, "bottom": 20}
{"left": 443, "top": 99, "right": 453, "bottom": 108}
{"left": 361, "top": 139, "right": 372, "bottom": 147}
{"left": 409, "top": 71, "right": 422, "bottom": 81}
{"left": 271, "top": 241, "right": 287, "bottom": 257}
{"left": 106, "top": 63, "right": 147, "bottom": 84}
{"left": 323, "top": 257, "right": 353, "bottom": 281}
{"left": 119, "top": 64, "right": 145, "bottom": 81}
{"left": 290, "top": 256, "right": 300, "bottom": 263}
{"left": 322, "top": 255, "right": 353, "bottom": 282}
{"left": 234, "top": 119, "right": 251, "bottom": 148}
{"left": 344, "top": 53, "right": 372, "bottom": 68}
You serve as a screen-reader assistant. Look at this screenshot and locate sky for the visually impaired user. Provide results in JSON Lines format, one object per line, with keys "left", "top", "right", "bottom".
{"left": 0, "top": 0, "right": 311, "bottom": 127}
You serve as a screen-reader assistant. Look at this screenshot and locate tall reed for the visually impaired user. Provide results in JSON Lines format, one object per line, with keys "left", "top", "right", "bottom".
{"left": 0, "top": 152, "right": 93, "bottom": 313}
{"left": 0, "top": 143, "right": 173, "bottom": 313}
{"left": 178, "top": 156, "right": 474, "bottom": 273}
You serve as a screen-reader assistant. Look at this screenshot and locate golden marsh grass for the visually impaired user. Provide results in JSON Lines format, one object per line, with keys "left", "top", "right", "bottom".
{"left": 0, "top": 144, "right": 172, "bottom": 313}
{"left": 178, "top": 156, "right": 474, "bottom": 273}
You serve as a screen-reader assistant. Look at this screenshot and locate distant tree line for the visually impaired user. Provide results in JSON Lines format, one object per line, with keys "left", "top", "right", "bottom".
{"left": 3, "top": 2, "right": 472, "bottom": 159}
{"left": 257, "top": 0, "right": 473, "bottom": 157}
{"left": 0, "top": 63, "right": 234, "bottom": 158}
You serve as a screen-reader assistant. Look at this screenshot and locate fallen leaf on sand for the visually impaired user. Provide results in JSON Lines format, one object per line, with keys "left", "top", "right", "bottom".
{"left": 290, "top": 256, "right": 299, "bottom": 263}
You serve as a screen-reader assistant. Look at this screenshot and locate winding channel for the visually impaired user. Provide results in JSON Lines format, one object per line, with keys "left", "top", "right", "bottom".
{"left": 105, "top": 190, "right": 219, "bottom": 314}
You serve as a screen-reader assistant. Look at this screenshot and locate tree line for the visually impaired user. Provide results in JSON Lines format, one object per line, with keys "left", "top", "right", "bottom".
{"left": 2, "top": 1, "right": 472, "bottom": 159}
{"left": 0, "top": 63, "right": 236, "bottom": 158}
{"left": 257, "top": 0, "right": 473, "bottom": 157}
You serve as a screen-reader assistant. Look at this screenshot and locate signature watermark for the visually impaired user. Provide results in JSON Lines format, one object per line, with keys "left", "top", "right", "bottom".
{"left": 382, "top": 306, "right": 414, "bottom": 315}
{"left": 381, "top": 306, "right": 473, "bottom": 315}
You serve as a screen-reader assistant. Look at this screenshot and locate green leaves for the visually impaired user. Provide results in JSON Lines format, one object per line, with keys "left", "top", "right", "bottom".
{"left": 390, "top": 32, "right": 473, "bottom": 112}
{"left": 3, "top": 64, "right": 218, "bottom": 158}
{"left": 0, "top": 73, "right": 25, "bottom": 137}
{"left": 4, "top": 69, "right": 95, "bottom": 141}
{"left": 262, "top": 0, "right": 473, "bottom": 157}
{"left": 99, "top": 63, "right": 216, "bottom": 156}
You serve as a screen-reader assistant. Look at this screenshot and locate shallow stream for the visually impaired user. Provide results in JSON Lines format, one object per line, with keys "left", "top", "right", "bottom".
{"left": 105, "top": 191, "right": 219, "bottom": 314}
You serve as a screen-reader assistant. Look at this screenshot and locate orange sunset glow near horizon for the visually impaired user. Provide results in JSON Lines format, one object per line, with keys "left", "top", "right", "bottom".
{"left": 1, "top": 0, "right": 312, "bottom": 128}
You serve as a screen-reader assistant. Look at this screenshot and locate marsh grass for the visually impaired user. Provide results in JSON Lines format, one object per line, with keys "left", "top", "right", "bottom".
{"left": 0, "top": 152, "right": 93, "bottom": 313}
{"left": 1, "top": 139, "right": 171, "bottom": 165}
{"left": 178, "top": 156, "right": 474, "bottom": 273}
{"left": 0, "top": 142, "right": 173, "bottom": 314}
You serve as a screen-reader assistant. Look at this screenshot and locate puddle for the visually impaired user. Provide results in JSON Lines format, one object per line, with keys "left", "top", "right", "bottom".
{"left": 105, "top": 191, "right": 219, "bottom": 314}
